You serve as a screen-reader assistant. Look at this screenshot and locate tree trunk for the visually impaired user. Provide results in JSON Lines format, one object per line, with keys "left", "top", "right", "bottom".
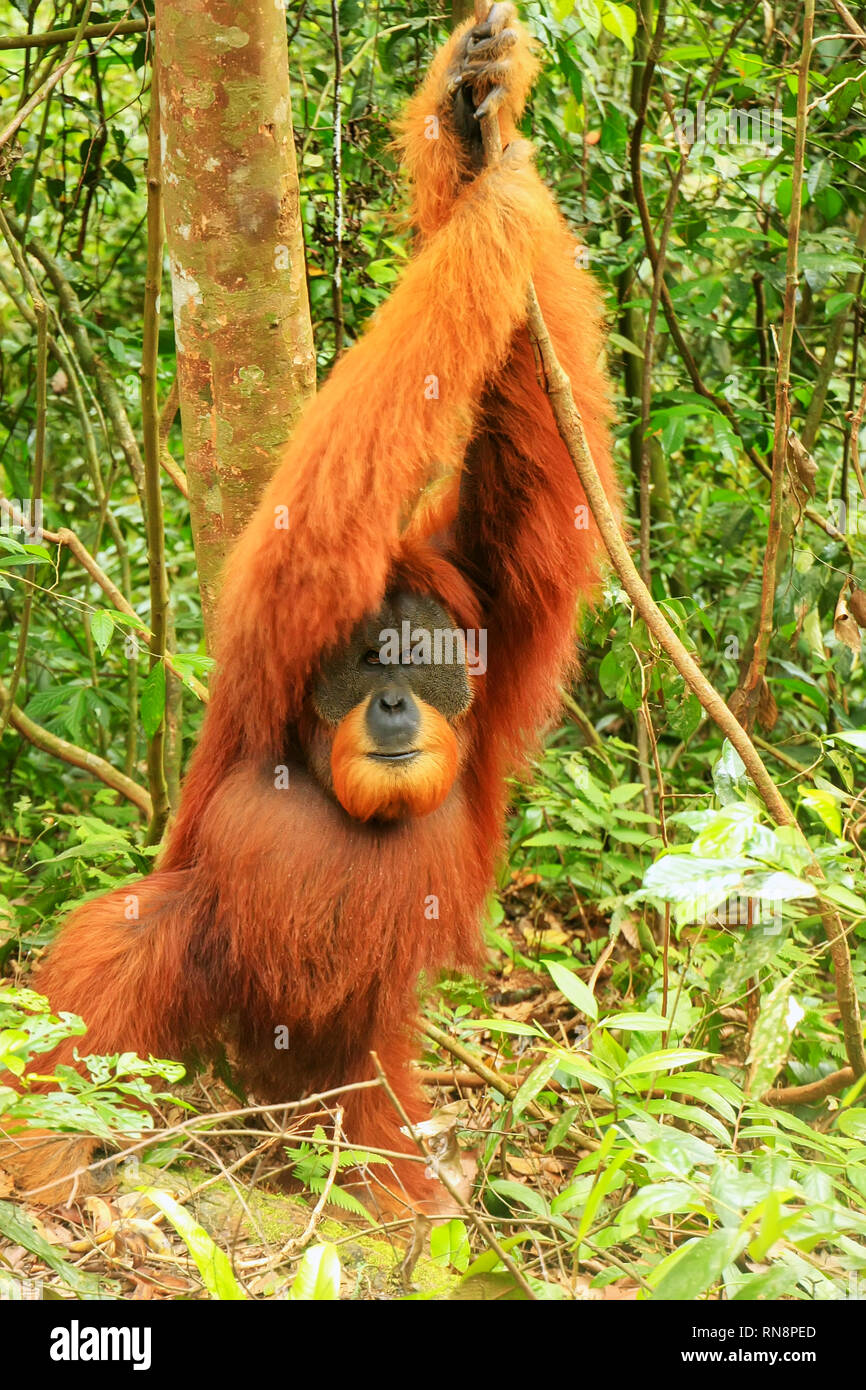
{"left": 154, "top": 0, "right": 315, "bottom": 640}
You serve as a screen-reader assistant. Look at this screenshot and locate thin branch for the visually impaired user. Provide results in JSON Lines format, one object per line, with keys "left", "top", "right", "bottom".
{"left": 4, "top": 212, "right": 147, "bottom": 504}
{"left": 623, "top": 6, "right": 841, "bottom": 547}
{"left": 830, "top": 0, "right": 866, "bottom": 42}
{"left": 157, "top": 374, "right": 189, "bottom": 496}
{"left": 732, "top": 2, "right": 814, "bottom": 729}
{"left": 0, "top": 498, "right": 208, "bottom": 703}
{"left": 801, "top": 210, "right": 866, "bottom": 453}
{"left": 0, "top": 3, "right": 93, "bottom": 149}
{"left": 638, "top": 159, "right": 686, "bottom": 584}
{"left": 330, "top": 0, "right": 345, "bottom": 359}
{"left": 141, "top": 65, "right": 171, "bottom": 843}
{"left": 528, "top": 276, "right": 795, "bottom": 822}
{"left": 521, "top": 288, "right": 866, "bottom": 1074}
{"left": 0, "top": 300, "right": 47, "bottom": 736}
{"left": 0, "top": 18, "right": 147, "bottom": 52}
{"left": 372, "top": 1050, "right": 538, "bottom": 1299}
{"left": 470, "top": 11, "right": 866, "bottom": 1076}
{"left": 763, "top": 1067, "right": 855, "bottom": 1106}
{"left": 848, "top": 379, "right": 866, "bottom": 502}
{"left": 0, "top": 676, "right": 152, "bottom": 817}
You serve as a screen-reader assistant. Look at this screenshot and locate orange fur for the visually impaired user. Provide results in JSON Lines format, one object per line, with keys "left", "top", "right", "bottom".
{"left": 1, "top": 9, "right": 620, "bottom": 1213}
{"left": 331, "top": 699, "right": 460, "bottom": 822}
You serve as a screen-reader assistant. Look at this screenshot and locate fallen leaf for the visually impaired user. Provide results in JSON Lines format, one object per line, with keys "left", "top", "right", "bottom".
{"left": 834, "top": 589, "right": 862, "bottom": 653}
{"left": 849, "top": 587, "right": 866, "bottom": 626}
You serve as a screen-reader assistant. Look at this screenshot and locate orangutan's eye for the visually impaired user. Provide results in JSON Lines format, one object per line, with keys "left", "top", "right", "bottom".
{"left": 363, "top": 650, "right": 381, "bottom": 666}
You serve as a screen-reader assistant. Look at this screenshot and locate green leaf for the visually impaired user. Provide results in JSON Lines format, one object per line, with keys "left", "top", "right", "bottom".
{"left": 430, "top": 1219, "right": 471, "bottom": 1271}
{"left": 366, "top": 260, "right": 398, "bottom": 285}
{"left": 606, "top": 331, "right": 644, "bottom": 358}
{"left": 610, "top": 783, "right": 646, "bottom": 804}
{"left": 513, "top": 1055, "right": 560, "bottom": 1119}
{"left": 554, "top": 1052, "right": 614, "bottom": 1096}
{"left": 140, "top": 1187, "right": 246, "bottom": 1299}
{"left": 107, "top": 158, "right": 136, "bottom": 192}
{"left": 825, "top": 291, "right": 855, "bottom": 318}
{"left": 464, "top": 1232, "right": 535, "bottom": 1277}
{"left": 745, "top": 870, "right": 815, "bottom": 904}
{"left": 745, "top": 977, "right": 803, "bottom": 1098}
{"left": 618, "top": 1181, "right": 698, "bottom": 1231}
{"left": 288, "top": 1242, "right": 341, "bottom": 1300}
{"left": 460, "top": 1019, "right": 542, "bottom": 1037}
{"left": 822, "top": 882, "right": 866, "bottom": 914}
{"left": 799, "top": 788, "right": 842, "bottom": 837}
{"left": 90, "top": 610, "right": 114, "bottom": 656}
{"left": 621, "top": 1048, "right": 712, "bottom": 1077}
{"left": 713, "top": 741, "right": 750, "bottom": 806}
{"left": 488, "top": 1179, "right": 549, "bottom": 1218}
{"left": 602, "top": 1011, "right": 670, "bottom": 1031}
{"left": 836, "top": 1108, "right": 866, "bottom": 1139}
{"left": 140, "top": 663, "right": 166, "bottom": 738}
{"left": 576, "top": 1132, "right": 631, "bottom": 1242}
{"left": 545, "top": 961, "right": 598, "bottom": 1019}
{"left": 573, "top": 0, "right": 600, "bottom": 36}
{"left": 0, "top": 1201, "right": 103, "bottom": 1297}
{"left": 651, "top": 1229, "right": 745, "bottom": 1300}
{"left": 643, "top": 852, "right": 743, "bottom": 909}
{"left": 601, "top": 0, "right": 636, "bottom": 47}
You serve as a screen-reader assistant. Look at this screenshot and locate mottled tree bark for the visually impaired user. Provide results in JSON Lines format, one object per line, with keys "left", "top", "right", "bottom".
{"left": 155, "top": 0, "right": 315, "bottom": 640}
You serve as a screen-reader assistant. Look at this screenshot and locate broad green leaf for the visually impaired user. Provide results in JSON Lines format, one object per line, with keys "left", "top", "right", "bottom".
{"left": 643, "top": 852, "right": 744, "bottom": 908}
{"left": 601, "top": 0, "right": 636, "bottom": 48}
{"left": 141, "top": 1187, "right": 246, "bottom": 1300}
{"left": 744, "top": 871, "right": 815, "bottom": 903}
{"left": 821, "top": 882, "right": 866, "bottom": 914}
{"left": 747, "top": 1191, "right": 798, "bottom": 1261}
{"left": 745, "top": 978, "right": 803, "bottom": 1098}
{"left": 288, "top": 1243, "right": 341, "bottom": 1301}
{"left": 610, "top": 783, "right": 646, "bottom": 803}
{"left": 799, "top": 788, "right": 842, "bottom": 837}
{"left": 836, "top": 1108, "right": 866, "bottom": 1139}
{"left": 713, "top": 742, "right": 750, "bottom": 806}
{"left": 651, "top": 1229, "right": 745, "bottom": 1300}
{"left": 606, "top": 332, "right": 644, "bottom": 358}
{"left": 573, "top": 0, "right": 600, "bottom": 37}
{"left": 546, "top": 961, "right": 598, "bottom": 1019}
{"left": 618, "top": 1181, "right": 698, "bottom": 1231}
{"left": 430, "top": 1219, "right": 470, "bottom": 1272}
{"left": 90, "top": 610, "right": 114, "bottom": 655}
{"left": 554, "top": 1052, "right": 614, "bottom": 1096}
{"left": 464, "top": 1232, "right": 536, "bottom": 1277}
{"left": 489, "top": 1179, "right": 549, "bottom": 1218}
{"left": 602, "top": 1012, "right": 670, "bottom": 1032}
{"left": 140, "top": 663, "right": 166, "bottom": 738}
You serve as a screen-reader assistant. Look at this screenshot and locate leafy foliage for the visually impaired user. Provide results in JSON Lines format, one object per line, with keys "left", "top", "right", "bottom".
{"left": 1, "top": 0, "right": 866, "bottom": 1299}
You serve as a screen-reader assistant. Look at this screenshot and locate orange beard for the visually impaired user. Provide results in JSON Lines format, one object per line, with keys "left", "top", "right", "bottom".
{"left": 330, "top": 698, "right": 459, "bottom": 821}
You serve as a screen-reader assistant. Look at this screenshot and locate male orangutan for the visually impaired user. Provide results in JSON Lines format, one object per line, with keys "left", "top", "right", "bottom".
{"left": 0, "top": 5, "right": 618, "bottom": 1213}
